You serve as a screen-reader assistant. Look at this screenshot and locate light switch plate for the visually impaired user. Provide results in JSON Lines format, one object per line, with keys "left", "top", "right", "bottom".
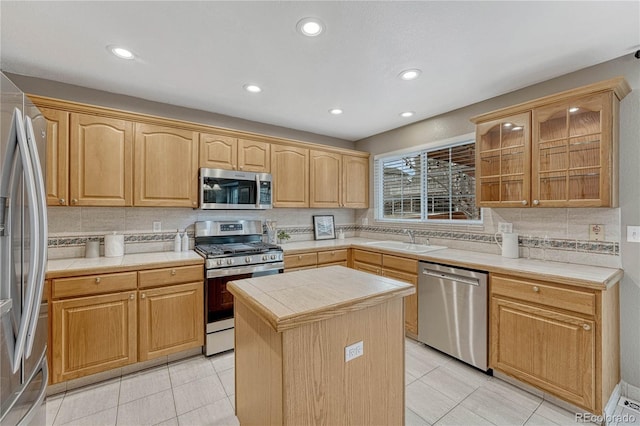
{"left": 628, "top": 226, "right": 640, "bottom": 243}
{"left": 152, "top": 221, "right": 161, "bottom": 232}
{"left": 498, "top": 222, "right": 513, "bottom": 233}
{"left": 589, "top": 224, "right": 604, "bottom": 241}
{"left": 345, "top": 341, "right": 363, "bottom": 362}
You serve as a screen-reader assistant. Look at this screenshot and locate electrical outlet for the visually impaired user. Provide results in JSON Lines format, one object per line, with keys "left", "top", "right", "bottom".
{"left": 498, "top": 222, "right": 513, "bottom": 233}
{"left": 345, "top": 341, "right": 364, "bottom": 362}
{"left": 152, "top": 221, "right": 161, "bottom": 232}
{"left": 628, "top": 226, "right": 640, "bottom": 243}
{"left": 589, "top": 224, "right": 604, "bottom": 241}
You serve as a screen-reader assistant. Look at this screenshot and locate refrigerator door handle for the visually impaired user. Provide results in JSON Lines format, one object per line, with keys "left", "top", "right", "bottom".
{"left": 16, "top": 357, "right": 48, "bottom": 426}
{"left": 9, "top": 108, "right": 40, "bottom": 373}
{"left": 23, "top": 116, "right": 47, "bottom": 358}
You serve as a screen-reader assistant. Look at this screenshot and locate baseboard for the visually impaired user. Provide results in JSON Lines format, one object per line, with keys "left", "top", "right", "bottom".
{"left": 624, "top": 381, "right": 640, "bottom": 403}
{"left": 604, "top": 383, "right": 621, "bottom": 424}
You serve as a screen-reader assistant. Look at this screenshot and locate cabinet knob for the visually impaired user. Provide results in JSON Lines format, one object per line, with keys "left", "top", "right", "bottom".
{"left": 129, "top": 294, "right": 135, "bottom": 300}
{"left": 582, "top": 324, "right": 591, "bottom": 331}
{"left": 331, "top": 251, "right": 335, "bottom": 255}
{"left": 532, "top": 286, "right": 539, "bottom": 293}
{"left": 171, "top": 269, "right": 177, "bottom": 276}
{"left": 521, "top": 200, "right": 528, "bottom": 206}
{"left": 59, "top": 198, "right": 65, "bottom": 205}
{"left": 533, "top": 199, "right": 540, "bottom": 206}
{"left": 239, "top": 166, "right": 244, "bottom": 170}
{"left": 298, "top": 255, "right": 302, "bottom": 260}
{"left": 71, "top": 198, "right": 78, "bottom": 205}
{"left": 95, "top": 277, "right": 101, "bottom": 284}
{"left": 141, "top": 293, "right": 146, "bottom": 299}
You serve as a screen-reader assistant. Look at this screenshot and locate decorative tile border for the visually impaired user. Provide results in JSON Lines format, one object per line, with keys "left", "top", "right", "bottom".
{"left": 48, "top": 225, "right": 619, "bottom": 256}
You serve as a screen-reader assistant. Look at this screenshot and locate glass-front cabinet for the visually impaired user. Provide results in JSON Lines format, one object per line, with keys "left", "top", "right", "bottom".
{"left": 472, "top": 77, "right": 629, "bottom": 208}
{"left": 476, "top": 112, "right": 531, "bottom": 207}
{"left": 532, "top": 92, "right": 613, "bottom": 207}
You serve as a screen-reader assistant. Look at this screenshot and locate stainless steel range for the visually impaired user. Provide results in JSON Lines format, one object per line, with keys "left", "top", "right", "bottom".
{"left": 194, "top": 220, "right": 284, "bottom": 356}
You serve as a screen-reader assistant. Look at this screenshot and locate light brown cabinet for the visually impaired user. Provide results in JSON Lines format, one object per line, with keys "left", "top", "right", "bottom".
{"left": 472, "top": 77, "right": 630, "bottom": 208}
{"left": 49, "top": 263, "right": 204, "bottom": 384}
{"left": 342, "top": 155, "right": 369, "bottom": 208}
{"left": 69, "top": 114, "right": 133, "bottom": 206}
{"left": 284, "top": 249, "right": 349, "bottom": 272}
{"left": 134, "top": 123, "right": 199, "bottom": 207}
{"left": 34, "top": 108, "right": 69, "bottom": 206}
{"left": 271, "top": 144, "right": 309, "bottom": 207}
{"left": 199, "top": 134, "right": 270, "bottom": 172}
{"left": 309, "top": 151, "right": 369, "bottom": 208}
{"left": 490, "top": 274, "right": 619, "bottom": 414}
{"left": 51, "top": 271, "right": 138, "bottom": 383}
{"left": 351, "top": 249, "right": 418, "bottom": 336}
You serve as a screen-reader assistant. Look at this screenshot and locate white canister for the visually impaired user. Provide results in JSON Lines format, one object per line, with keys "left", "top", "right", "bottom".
{"left": 495, "top": 232, "right": 519, "bottom": 259}
{"left": 104, "top": 232, "right": 125, "bottom": 257}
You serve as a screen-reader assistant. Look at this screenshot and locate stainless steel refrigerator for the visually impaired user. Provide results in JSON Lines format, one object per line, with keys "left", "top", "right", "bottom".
{"left": 0, "top": 72, "right": 48, "bottom": 425}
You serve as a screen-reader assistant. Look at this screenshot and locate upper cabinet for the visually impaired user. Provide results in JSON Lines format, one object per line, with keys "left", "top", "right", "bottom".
{"left": 342, "top": 155, "right": 369, "bottom": 208}
{"left": 471, "top": 77, "right": 630, "bottom": 208}
{"left": 134, "top": 124, "right": 199, "bottom": 207}
{"left": 70, "top": 114, "right": 133, "bottom": 206}
{"left": 271, "top": 144, "right": 309, "bottom": 207}
{"left": 199, "top": 134, "right": 270, "bottom": 172}
{"left": 34, "top": 108, "right": 69, "bottom": 206}
{"left": 309, "top": 151, "right": 369, "bottom": 208}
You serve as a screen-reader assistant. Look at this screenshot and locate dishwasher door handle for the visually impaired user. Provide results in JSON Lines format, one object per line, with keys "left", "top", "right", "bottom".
{"left": 421, "top": 269, "right": 480, "bottom": 286}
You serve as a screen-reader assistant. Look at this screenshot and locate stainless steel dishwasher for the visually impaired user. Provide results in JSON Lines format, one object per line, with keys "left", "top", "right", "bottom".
{"left": 417, "top": 261, "right": 488, "bottom": 371}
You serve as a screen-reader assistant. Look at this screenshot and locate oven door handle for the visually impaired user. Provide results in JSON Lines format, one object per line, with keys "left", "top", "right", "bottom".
{"left": 206, "top": 262, "right": 284, "bottom": 278}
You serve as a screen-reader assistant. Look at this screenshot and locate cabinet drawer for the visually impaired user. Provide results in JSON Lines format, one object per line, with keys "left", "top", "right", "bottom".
{"left": 317, "top": 249, "right": 348, "bottom": 264}
{"left": 491, "top": 275, "right": 595, "bottom": 316}
{"left": 52, "top": 272, "right": 137, "bottom": 299}
{"left": 284, "top": 252, "right": 318, "bottom": 269}
{"left": 353, "top": 261, "right": 381, "bottom": 275}
{"left": 352, "top": 249, "right": 382, "bottom": 265}
{"left": 138, "top": 265, "right": 203, "bottom": 289}
{"left": 382, "top": 255, "right": 417, "bottom": 274}
{"left": 382, "top": 268, "right": 417, "bottom": 285}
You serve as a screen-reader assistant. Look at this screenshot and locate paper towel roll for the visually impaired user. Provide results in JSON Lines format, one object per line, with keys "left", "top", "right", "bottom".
{"left": 104, "top": 232, "right": 124, "bottom": 257}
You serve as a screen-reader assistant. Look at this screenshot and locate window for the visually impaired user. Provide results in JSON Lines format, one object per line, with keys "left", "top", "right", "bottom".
{"left": 375, "top": 137, "right": 481, "bottom": 223}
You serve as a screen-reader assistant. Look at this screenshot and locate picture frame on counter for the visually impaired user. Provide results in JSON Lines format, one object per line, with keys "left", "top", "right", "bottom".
{"left": 313, "top": 215, "right": 336, "bottom": 240}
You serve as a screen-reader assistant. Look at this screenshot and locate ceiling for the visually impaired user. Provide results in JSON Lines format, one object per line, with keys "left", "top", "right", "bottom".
{"left": 1, "top": 1, "right": 638, "bottom": 141}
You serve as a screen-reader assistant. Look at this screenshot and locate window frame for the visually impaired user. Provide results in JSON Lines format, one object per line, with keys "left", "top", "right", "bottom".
{"left": 374, "top": 132, "right": 482, "bottom": 225}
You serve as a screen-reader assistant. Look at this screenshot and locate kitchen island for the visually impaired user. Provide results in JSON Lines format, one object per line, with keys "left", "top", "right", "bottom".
{"left": 227, "top": 265, "right": 415, "bottom": 426}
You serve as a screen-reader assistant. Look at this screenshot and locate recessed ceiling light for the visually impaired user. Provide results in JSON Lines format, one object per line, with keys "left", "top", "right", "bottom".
{"left": 503, "top": 123, "right": 512, "bottom": 128}
{"left": 243, "top": 84, "right": 262, "bottom": 93}
{"left": 297, "top": 17, "right": 325, "bottom": 37}
{"left": 329, "top": 108, "right": 343, "bottom": 115}
{"left": 400, "top": 111, "right": 415, "bottom": 118}
{"left": 399, "top": 69, "right": 421, "bottom": 81}
{"left": 569, "top": 107, "right": 580, "bottom": 113}
{"left": 108, "top": 45, "right": 135, "bottom": 60}
{"left": 512, "top": 126, "right": 523, "bottom": 131}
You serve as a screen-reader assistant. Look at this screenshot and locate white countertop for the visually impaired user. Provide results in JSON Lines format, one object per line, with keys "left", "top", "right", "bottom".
{"left": 282, "top": 238, "right": 622, "bottom": 289}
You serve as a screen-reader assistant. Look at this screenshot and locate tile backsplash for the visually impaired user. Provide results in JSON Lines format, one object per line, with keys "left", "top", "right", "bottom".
{"left": 48, "top": 206, "right": 621, "bottom": 269}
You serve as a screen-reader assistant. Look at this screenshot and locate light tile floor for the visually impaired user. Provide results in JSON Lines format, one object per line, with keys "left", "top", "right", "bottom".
{"left": 46, "top": 339, "right": 591, "bottom": 426}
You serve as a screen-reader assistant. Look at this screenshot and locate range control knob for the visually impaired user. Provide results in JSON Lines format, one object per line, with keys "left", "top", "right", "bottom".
{"left": 227, "top": 259, "right": 233, "bottom": 265}
{"left": 262, "top": 255, "right": 268, "bottom": 261}
{"left": 217, "top": 259, "right": 223, "bottom": 266}
{"left": 270, "top": 254, "right": 276, "bottom": 260}
{"left": 245, "top": 256, "right": 251, "bottom": 263}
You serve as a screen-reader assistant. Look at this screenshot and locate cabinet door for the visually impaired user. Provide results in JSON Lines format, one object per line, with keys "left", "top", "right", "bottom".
{"left": 199, "top": 133, "right": 237, "bottom": 170}
{"left": 382, "top": 268, "right": 418, "bottom": 336}
{"left": 51, "top": 291, "right": 137, "bottom": 383}
{"left": 238, "top": 139, "right": 270, "bottom": 172}
{"left": 532, "top": 92, "right": 613, "bottom": 207}
{"left": 342, "top": 155, "right": 369, "bottom": 208}
{"left": 491, "top": 297, "right": 595, "bottom": 411}
{"left": 138, "top": 282, "right": 204, "bottom": 361}
{"left": 310, "top": 150, "right": 341, "bottom": 208}
{"left": 476, "top": 112, "right": 531, "bottom": 207}
{"left": 69, "top": 114, "right": 133, "bottom": 206}
{"left": 34, "top": 108, "right": 69, "bottom": 206}
{"left": 134, "top": 124, "right": 199, "bottom": 207}
{"left": 271, "top": 144, "right": 309, "bottom": 207}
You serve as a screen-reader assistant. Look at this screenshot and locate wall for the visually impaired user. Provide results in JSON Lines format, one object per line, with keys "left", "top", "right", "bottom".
{"left": 5, "top": 72, "right": 354, "bottom": 150}
{"left": 356, "top": 54, "right": 640, "bottom": 394}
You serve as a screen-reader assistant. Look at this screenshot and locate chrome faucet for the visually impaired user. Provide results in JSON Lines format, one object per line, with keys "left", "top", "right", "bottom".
{"left": 403, "top": 229, "right": 416, "bottom": 244}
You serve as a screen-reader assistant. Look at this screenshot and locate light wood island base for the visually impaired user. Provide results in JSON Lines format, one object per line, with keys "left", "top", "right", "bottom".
{"left": 228, "top": 266, "right": 415, "bottom": 426}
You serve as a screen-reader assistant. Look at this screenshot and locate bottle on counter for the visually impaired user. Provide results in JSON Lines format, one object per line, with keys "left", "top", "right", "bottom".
{"left": 174, "top": 230, "right": 182, "bottom": 252}
{"left": 182, "top": 231, "right": 189, "bottom": 251}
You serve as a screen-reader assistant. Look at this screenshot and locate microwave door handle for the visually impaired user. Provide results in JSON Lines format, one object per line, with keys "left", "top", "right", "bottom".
{"left": 256, "top": 175, "right": 261, "bottom": 208}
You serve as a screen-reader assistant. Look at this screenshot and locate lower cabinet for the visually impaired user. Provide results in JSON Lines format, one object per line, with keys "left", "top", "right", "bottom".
{"left": 351, "top": 249, "right": 418, "bottom": 336}
{"left": 490, "top": 274, "right": 619, "bottom": 414}
{"left": 138, "top": 282, "right": 204, "bottom": 361}
{"left": 284, "top": 249, "right": 348, "bottom": 272}
{"left": 49, "top": 264, "right": 204, "bottom": 384}
{"left": 51, "top": 291, "right": 137, "bottom": 383}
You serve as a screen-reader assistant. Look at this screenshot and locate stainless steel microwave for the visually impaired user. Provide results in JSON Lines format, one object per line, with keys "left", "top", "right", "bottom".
{"left": 199, "top": 168, "right": 272, "bottom": 209}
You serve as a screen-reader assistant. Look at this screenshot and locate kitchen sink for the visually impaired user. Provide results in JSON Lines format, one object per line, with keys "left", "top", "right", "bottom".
{"left": 363, "top": 241, "right": 447, "bottom": 254}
